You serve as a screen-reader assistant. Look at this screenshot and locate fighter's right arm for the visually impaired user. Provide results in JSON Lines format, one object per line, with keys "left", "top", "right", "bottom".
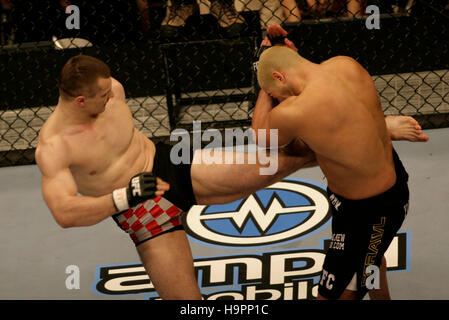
{"left": 35, "top": 140, "right": 116, "bottom": 228}
{"left": 251, "top": 90, "right": 276, "bottom": 144}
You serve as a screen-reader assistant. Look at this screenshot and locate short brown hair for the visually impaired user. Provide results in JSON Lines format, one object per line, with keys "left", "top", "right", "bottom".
{"left": 58, "top": 55, "right": 111, "bottom": 99}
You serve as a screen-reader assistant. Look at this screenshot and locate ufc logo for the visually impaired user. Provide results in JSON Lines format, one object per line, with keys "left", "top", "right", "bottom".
{"left": 319, "top": 269, "right": 335, "bottom": 290}
{"left": 131, "top": 177, "right": 142, "bottom": 196}
{"left": 253, "top": 61, "right": 259, "bottom": 72}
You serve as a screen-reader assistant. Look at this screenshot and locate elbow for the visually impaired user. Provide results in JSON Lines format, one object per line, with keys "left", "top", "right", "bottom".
{"left": 51, "top": 207, "right": 74, "bottom": 229}
{"left": 55, "top": 214, "right": 73, "bottom": 229}
{"left": 251, "top": 126, "right": 273, "bottom": 148}
{"left": 58, "top": 219, "right": 73, "bottom": 229}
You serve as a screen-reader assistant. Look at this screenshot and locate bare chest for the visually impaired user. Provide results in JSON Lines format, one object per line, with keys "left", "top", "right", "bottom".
{"left": 67, "top": 116, "right": 134, "bottom": 177}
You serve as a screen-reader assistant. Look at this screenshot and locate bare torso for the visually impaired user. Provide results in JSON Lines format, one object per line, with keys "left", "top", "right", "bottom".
{"left": 274, "top": 56, "right": 396, "bottom": 199}
{"left": 37, "top": 79, "right": 156, "bottom": 196}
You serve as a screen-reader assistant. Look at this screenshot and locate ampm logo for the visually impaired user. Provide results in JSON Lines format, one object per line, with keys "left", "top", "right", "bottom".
{"left": 184, "top": 178, "right": 332, "bottom": 248}
{"left": 92, "top": 177, "right": 411, "bottom": 299}
{"left": 92, "top": 233, "right": 410, "bottom": 299}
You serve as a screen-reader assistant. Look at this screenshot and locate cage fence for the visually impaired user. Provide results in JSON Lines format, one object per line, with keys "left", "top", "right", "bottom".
{"left": 0, "top": 0, "right": 448, "bottom": 166}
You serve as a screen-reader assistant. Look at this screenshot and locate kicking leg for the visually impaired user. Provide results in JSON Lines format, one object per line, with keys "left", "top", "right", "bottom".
{"left": 191, "top": 147, "right": 315, "bottom": 205}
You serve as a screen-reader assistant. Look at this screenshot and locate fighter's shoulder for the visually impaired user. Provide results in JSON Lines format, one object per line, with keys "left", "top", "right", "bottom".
{"left": 322, "top": 56, "right": 367, "bottom": 79}
{"left": 278, "top": 94, "right": 310, "bottom": 109}
{"left": 271, "top": 96, "right": 307, "bottom": 122}
{"left": 36, "top": 130, "right": 71, "bottom": 174}
{"left": 323, "top": 55, "right": 360, "bottom": 67}
{"left": 111, "top": 77, "right": 126, "bottom": 101}
{"left": 275, "top": 96, "right": 300, "bottom": 111}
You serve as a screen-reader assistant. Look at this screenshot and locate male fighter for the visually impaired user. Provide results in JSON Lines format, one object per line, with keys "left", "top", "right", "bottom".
{"left": 35, "top": 54, "right": 315, "bottom": 300}
{"left": 252, "top": 25, "right": 427, "bottom": 299}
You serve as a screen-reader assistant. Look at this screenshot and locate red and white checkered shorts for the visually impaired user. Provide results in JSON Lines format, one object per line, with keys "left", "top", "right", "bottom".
{"left": 112, "top": 195, "right": 185, "bottom": 246}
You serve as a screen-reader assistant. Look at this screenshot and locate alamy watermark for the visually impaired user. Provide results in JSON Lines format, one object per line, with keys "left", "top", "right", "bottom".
{"left": 366, "top": 5, "right": 380, "bottom": 30}
{"left": 65, "top": 5, "right": 80, "bottom": 30}
{"left": 169, "top": 121, "right": 279, "bottom": 175}
{"left": 65, "top": 265, "right": 80, "bottom": 290}
{"left": 63, "top": 4, "right": 380, "bottom": 31}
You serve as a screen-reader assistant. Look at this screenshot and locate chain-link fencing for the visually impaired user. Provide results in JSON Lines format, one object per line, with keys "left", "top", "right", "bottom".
{"left": 0, "top": 0, "right": 448, "bottom": 166}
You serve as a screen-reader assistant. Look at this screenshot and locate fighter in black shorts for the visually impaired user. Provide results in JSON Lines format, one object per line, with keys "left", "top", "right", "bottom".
{"left": 252, "top": 24, "right": 422, "bottom": 300}
{"left": 318, "top": 148, "right": 409, "bottom": 299}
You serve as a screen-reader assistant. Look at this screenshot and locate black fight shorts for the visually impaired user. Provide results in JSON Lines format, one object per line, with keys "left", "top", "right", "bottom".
{"left": 318, "top": 148, "right": 409, "bottom": 299}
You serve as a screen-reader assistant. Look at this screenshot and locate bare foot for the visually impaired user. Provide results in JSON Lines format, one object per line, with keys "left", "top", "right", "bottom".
{"left": 386, "top": 116, "right": 429, "bottom": 142}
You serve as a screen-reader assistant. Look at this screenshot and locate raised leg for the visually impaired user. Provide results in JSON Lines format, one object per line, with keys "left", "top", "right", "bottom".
{"left": 191, "top": 147, "right": 315, "bottom": 205}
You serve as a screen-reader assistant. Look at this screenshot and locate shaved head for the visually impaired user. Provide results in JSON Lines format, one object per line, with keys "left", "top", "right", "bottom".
{"left": 257, "top": 46, "right": 304, "bottom": 89}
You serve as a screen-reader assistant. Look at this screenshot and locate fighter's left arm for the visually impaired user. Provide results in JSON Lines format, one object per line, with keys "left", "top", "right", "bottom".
{"left": 268, "top": 96, "right": 320, "bottom": 161}
{"left": 253, "top": 92, "right": 313, "bottom": 157}
{"left": 252, "top": 90, "right": 296, "bottom": 148}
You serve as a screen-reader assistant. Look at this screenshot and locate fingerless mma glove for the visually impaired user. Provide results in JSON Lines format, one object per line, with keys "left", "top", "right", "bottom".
{"left": 112, "top": 172, "right": 157, "bottom": 212}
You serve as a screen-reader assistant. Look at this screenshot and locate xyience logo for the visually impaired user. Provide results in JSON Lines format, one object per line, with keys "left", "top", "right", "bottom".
{"left": 184, "top": 178, "right": 331, "bottom": 247}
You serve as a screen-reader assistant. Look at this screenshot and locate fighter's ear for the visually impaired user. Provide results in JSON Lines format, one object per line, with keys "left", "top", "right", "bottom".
{"left": 272, "top": 71, "right": 285, "bottom": 83}
{"left": 74, "top": 95, "right": 86, "bottom": 107}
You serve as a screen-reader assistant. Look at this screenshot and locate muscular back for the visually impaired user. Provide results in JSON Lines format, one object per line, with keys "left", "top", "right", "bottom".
{"left": 36, "top": 79, "right": 156, "bottom": 197}
{"left": 273, "top": 57, "right": 396, "bottom": 199}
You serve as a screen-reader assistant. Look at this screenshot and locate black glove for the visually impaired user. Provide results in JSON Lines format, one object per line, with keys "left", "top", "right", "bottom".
{"left": 267, "top": 33, "right": 287, "bottom": 46}
{"left": 112, "top": 172, "right": 157, "bottom": 212}
{"left": 252, "top": 33, "right": 287, "bottom": 73}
